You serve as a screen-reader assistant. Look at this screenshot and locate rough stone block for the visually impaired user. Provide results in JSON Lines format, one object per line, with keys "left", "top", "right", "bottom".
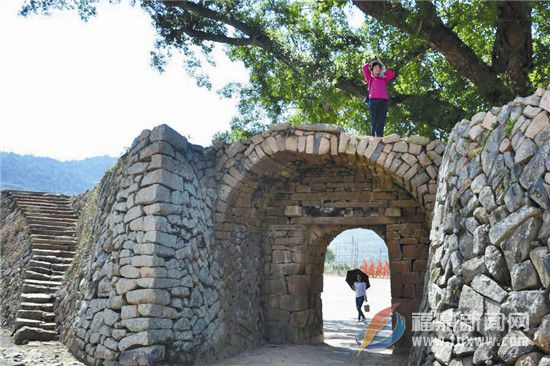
{"left": 126, "top": 289, "right": 171, "bottom": 305}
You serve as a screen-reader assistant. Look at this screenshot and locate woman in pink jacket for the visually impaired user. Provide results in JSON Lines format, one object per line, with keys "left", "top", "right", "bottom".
{"left": 362, "top": 59, "right": 395, "bottom": 137}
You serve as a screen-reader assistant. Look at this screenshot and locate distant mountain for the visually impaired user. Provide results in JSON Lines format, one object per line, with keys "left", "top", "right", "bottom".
{"left": 0, "top": 152, "right": 118, "bottom": 195}
{"left": 329, "top": 228, "right": 388, "bottom": 265}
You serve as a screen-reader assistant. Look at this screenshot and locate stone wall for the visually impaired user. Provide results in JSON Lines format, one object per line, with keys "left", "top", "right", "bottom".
{"left": 57, "top": 126, "right": 227, "bottom": 365}
{"left": 51, "top": 120, "right": 444, "bottom": 365}
{"left": 0, "top": 192, "right": 32, "bottom": 330}
{"left": 411, "top": 86, "right": 550, "bottom": 365}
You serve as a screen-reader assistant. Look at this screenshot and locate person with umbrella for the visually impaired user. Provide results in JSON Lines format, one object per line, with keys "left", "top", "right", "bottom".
{"left": 346, "top": 269, "right": 370, "bottom": 322}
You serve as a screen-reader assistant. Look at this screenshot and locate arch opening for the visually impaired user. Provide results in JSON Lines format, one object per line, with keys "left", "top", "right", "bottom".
{"left": 214, "top": 147, "right": 432, "bottom": 356}
{"left": 322, "top": 228, "right": 392, "bottom": 351}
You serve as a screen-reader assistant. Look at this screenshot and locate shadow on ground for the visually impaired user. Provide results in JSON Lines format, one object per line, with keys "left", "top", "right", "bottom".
{"left": 205, "top": 342, "right": 407, "bottom": 366}
{"left": 208, "top": 317, "right": 405, "bottom": 366}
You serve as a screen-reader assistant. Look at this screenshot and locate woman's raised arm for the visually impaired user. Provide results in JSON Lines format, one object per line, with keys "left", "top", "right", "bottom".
{"left": 383, "top": 68, "right": 395, "bottom": 82}
{"left": 362, "top": 63, "right": 372, "bottom": 84}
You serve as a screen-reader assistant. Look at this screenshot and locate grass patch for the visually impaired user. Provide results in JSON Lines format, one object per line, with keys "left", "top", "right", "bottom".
{"left": 504, "top": 118, "right": 514, "bottom": 136}
{"left": 65, "top": 187, "right": 99, "bottom": 280}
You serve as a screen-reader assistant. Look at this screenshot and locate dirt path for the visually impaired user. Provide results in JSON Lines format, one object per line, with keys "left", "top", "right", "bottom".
{"left": 0, "top": 328, "right": 83, "bottom": 366}
{"left": 210, "top": 275, "right": 405, "bottom": 365}
{"left": 0, "top": 275, "right": 402, "bottom": 365}
{"left": 205, "top": 343, "right": 407, "bottom": 366}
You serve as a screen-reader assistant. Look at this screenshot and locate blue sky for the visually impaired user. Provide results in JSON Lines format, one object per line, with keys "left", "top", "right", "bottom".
{"left": 0, "top": 0, "right": 250, "bottom": 161}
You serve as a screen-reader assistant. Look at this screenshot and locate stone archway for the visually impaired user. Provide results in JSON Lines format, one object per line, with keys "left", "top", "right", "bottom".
{"left": 213, "top": 123, "right": 444, "bottom": 354}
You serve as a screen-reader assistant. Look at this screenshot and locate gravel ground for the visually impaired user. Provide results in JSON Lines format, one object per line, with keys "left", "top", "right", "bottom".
{"left": 0, "top": 328, "right": 83, "bottom": 366}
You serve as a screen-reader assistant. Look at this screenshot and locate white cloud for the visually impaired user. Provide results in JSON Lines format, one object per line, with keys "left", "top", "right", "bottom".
{"left": 0, "top": 0, "right": 249, "bottom": 161}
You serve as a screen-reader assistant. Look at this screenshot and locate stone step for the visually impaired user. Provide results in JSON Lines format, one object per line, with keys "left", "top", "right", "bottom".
{"left": 26, "top": 222, "right": 77, "bottom": 230}
{"left": 19, "top": 206, "right": 76, "bottom": 216}
{"left": 26, "top": 217, "right": 77, "bottom": 226}
{"left": 20, "top": 302, "right": 54, "bottom": 312}
{"left": 17, "top": 200, "right": 71, "bottom": 207}
{"left": 33, "top": 243, "right": 75, "bottom": 251}
{"left": 21, "top": 210, "right": 72, "bottom": 217}
{"left": 8, "top": 190, "right": 70, "bottom": 199}
{"left": 32, "top": 241, "right": 78, "bottom": 249}
{"left": 13, "top": 326, "right": 57, "bottom": 344}
{"left": 31, "top": 236, "right": 78, "bottom": 246}
{"left": 26, "top": 264, "right": 65, "bottom": 275}
{"left": 32, "top": 249, "right": 76, "bottom": 258}
{"left": 15, "top": 318, "right": 57, "bottom": 331}
{"left": 23, "top": 283, "right": 60, "bottom": 294}
{"left": 23, "top": 213, "right": 76, "bottom": 220}
{"left": 16, "top": 202, "right": 72, "bottom": 210}
{"left": 25, "top": 279, "right": 63, "bottom": 287}
{"left": 17, "top": 200, "right": 72, "bottom": 206}
{"left": 26, "top": 265, "right": 59, "bottom": 275}
{"left": 31, "top": 255, "right": 73, "bottom": 264}
{"left": 26, "top": 212, "right": 78, "bottom": 220}
{"left": 11, "top": 195, "right": 71, "bottom": 203}
{"left": 28, "top": 259, "right": 71, "bottom": 272}
{"left": 24, "top": 270, "right": 64, "bottom": 281}
{"left": 15, "top": 310, "right": 55, "bottom": 322}
{"left": 28, "top": 223, "right": 76, "bottom": 232}
{"left": 18, "top": 203, "right": 71, "bottom": 210}
{"left": 28, "top": 228, "right": 76, "bottom": 236}
{"left": 11, "top": 193, "right": 71, "bottom": 200}
{"left": 20, "top": 293, "right": 54, "bottom": 304}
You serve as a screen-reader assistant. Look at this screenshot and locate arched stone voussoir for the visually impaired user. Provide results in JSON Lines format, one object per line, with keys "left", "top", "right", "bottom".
{"left": 216, "top": 123, "right": 443, "bottom": 226}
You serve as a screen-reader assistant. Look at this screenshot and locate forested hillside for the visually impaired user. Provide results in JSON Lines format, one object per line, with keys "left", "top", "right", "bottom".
{"left": 0, "top": 152, "right": 117, "bottom": 195}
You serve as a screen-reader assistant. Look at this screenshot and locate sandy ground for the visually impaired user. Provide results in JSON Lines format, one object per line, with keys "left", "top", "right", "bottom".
{"left": 0, "top": 275, "right": 403, "bottom": 366}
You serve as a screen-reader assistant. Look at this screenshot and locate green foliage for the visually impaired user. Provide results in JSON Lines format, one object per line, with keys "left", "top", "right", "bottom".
{"left": 18, "top": 0, "right": 550, "bottom": 144}
{"left": 65, "top": 187, "right": 99, "bottom": 280}
{"left": 481, "top": 130, "right": 490, "bottom": 146}
{"left": 325, "top": 247, "right": 335, "bottom": 263}
{"left": 503, "top": 118, "right": 514, "bottom": 136}
{"left": 324, "top": 261, "right": 351, "bottom": 276}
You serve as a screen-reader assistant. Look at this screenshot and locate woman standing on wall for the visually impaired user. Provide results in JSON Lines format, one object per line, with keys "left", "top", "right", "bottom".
{"left": 362, "top": 59, "right": 395, "bottom": 137}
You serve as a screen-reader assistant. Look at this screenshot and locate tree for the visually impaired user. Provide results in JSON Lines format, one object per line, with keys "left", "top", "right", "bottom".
{"left": 325, "top": 247, "right": 335, "bottom": 263}
{"left": 20, "top": 0, "right": 550, "bottom": 141}
{"left": 376, "top": 259, "right": 383, "bottom": 277}
{"left": 368, "top": 259, "right": 375, "bottom": 276}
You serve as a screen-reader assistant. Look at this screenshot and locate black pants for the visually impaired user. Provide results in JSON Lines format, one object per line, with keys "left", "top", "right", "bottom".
{"left": 368, "top": 98, "right": 388, "bottom": 137}
{"left": 355, "top": 296, "right": 366, "bottom": 320}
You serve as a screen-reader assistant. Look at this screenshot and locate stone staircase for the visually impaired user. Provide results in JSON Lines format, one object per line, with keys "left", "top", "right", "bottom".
{"left": 6, "top": 190, "right": 78, "bottom": 344}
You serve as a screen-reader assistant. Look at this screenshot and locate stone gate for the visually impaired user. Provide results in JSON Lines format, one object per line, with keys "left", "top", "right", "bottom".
{"left": 214, "top": 124, "right": 444, "bottom": 353}
{"left": 35, "top": 121, "right": 444, "bottom": 365}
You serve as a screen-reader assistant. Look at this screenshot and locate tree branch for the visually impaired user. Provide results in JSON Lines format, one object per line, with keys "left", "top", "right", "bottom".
{"left": 491, "top": 1, "right": 533, "bottom": 94}
{"left": 178, "top": 27, "right": 256, "bottom": 46}
{"left": 165, "top": 0, "right": 465, "bottom": 131}
{"left": 163, "top": 0, "right": 272, "bottom": 48}
{"left": 352, "top": 0, "right": 508, "bottom": 103}
{"left": 163, "top": 0, "right": 257, "bottom": 36}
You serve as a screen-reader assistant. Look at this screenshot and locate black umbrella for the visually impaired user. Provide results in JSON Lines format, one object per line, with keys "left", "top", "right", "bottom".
{"left": 346, "top": 268, "right": 370, "bottom": 290}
